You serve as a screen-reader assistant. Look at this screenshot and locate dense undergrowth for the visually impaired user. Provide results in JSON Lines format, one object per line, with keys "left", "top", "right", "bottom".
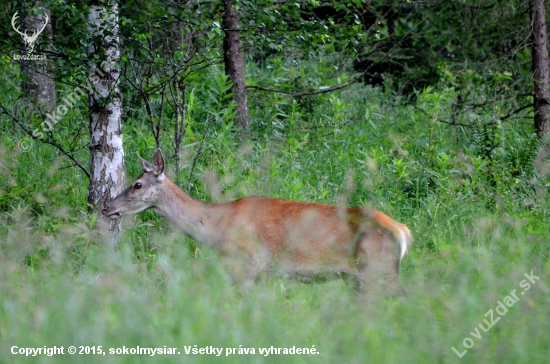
{"left": 1, "top": 53, "right": 549, "bottom": 363}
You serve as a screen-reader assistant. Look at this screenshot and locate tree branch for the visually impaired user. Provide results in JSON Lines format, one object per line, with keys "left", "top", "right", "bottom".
{"left": 501, "top": 103, "right": 534, "bottom": 121}
{"left": 247, "top": 77, "right": 360, "bottom": 97}
{"left": 0, "top": 101, "right": 90, "bottom": 179}
{"left": 411, "top": 103, "right": 472, "bottom": 128}
{"left": 188, "top": 117, "right": 215, "bottom": 189}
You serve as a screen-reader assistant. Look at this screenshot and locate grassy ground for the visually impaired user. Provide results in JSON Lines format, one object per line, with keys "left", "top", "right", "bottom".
{"left": 1, "top": 70, "right": 549, "bottom": 363}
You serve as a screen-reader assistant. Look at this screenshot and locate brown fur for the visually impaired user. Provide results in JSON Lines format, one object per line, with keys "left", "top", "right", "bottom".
{"left": 103, "top": 150, "right": 413, "bottom": 295}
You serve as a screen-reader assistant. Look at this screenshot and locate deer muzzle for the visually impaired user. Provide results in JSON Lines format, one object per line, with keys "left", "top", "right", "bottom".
{"left": 101, "top": 205, "right": 121, "bottom": 219}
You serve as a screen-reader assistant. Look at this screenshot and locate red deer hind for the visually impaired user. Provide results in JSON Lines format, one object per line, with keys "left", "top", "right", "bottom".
{"left": 102, "top": 149, "right": 412, "bottom": 296}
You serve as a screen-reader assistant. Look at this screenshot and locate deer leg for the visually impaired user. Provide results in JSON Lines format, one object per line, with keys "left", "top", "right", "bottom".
{"left": 354, "top": 232, "right": 404, "bottom": 297}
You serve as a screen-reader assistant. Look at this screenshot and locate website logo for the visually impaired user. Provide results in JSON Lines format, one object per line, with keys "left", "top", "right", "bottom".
{"left": 11, "top": 11, "right": 48, "bottom": 58}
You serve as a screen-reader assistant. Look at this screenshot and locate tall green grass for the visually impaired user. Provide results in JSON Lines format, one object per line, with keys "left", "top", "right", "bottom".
{"left": 1, "top": 66, "right": 549, "bottom": 363}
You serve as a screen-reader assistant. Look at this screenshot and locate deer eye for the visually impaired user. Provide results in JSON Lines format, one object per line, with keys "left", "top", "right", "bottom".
{"left": 134, "top": 183, "right": 142, "bottom": 190}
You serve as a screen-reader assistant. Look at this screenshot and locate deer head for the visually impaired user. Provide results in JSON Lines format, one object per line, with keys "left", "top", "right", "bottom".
{"left": 11, "top": 11, "right": 49, "bottom": 55}
{"left": 102, "top": 150, "right": 166, "bottom": 219}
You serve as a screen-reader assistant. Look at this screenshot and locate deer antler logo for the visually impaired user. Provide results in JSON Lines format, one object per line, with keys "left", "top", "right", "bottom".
{"left": 11, "top": 11, "right": 49, "bottom": 55}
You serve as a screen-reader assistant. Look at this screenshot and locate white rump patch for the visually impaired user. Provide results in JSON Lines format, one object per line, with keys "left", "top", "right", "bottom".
{"left": 399, "top": 228, "right": 408, "bottom": 261}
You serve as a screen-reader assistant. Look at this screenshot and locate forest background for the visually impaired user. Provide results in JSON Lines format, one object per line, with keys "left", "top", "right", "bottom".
{"left": 0, "top": 0, "right": 549, "bottom": 363}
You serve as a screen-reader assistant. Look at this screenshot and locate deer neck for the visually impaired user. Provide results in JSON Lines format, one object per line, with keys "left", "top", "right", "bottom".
{"left": 153, "top": 177, "right": 216, "bottom": 245}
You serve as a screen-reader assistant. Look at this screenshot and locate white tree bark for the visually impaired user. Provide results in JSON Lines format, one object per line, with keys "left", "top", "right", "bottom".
{"left": 87, "top": 1, "right": 125, "bottom": 233}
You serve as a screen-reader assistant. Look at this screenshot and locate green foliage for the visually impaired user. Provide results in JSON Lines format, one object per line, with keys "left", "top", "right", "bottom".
{"left": 2, "top": 59, "right": 550, "bottom": 361}
{"left": 1, "top": 0, "right": 550, "bottom": 362}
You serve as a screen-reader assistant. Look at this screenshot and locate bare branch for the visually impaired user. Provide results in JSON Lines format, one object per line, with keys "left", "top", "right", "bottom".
{"left": 188, "top": 117, "right": 215, "bottom": 189}
{"left": 0, "top": 101, "right": 90, "bottom": 178}
{"left": 247, "top": 79, "right": 358, "bottom": 97}
{"left": 411, "top": 103, "right": 472, "bottom": 128}
{"left": 501, "top": 103, "right": 535, "bottom": 121}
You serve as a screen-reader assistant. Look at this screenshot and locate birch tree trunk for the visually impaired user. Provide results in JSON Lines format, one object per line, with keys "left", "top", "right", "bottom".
{"left": 222, "top": 0, "right": 249, "bottom": 132}
{"left": 87, "top": 0, "right": 125, "bottom": 234}
{"left": 529, "top": 0, "right": 550, "bottom": 139}
{"left": 19, "top": 5, "right": 56, "bottom": 113}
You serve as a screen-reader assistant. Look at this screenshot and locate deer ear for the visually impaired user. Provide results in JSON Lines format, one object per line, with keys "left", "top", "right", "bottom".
{"left": 137, "top": 152, "right": 153, "bottom": 173}
{"left": 152, "top": 149, "right": 165, "bottom": 176}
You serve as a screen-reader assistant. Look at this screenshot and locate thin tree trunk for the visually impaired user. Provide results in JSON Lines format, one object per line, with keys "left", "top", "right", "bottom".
{"left": 222, "top": 0, "right": 249, "bottom": 132}
{"left": 173, "top": 78, "right": 186, "bottom": 185}
{"left": 18, "top": 5, "right": 56, "bottom": 113}
{"left": 87, "top": 0, "right": 125, "bottom": 234}
{"left": 530, "top": 0, "right": 550, "bottom": 139}
{"left": 168, "top": 9, "right": 197, "bottom": 183}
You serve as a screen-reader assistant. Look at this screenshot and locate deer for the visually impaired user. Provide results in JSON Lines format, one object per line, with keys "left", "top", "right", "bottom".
{"left": 11, "top": 11, "right": 49, "bottom": 54}
{"left": 102, "top": 149, "right": 413, "bottom": 296}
